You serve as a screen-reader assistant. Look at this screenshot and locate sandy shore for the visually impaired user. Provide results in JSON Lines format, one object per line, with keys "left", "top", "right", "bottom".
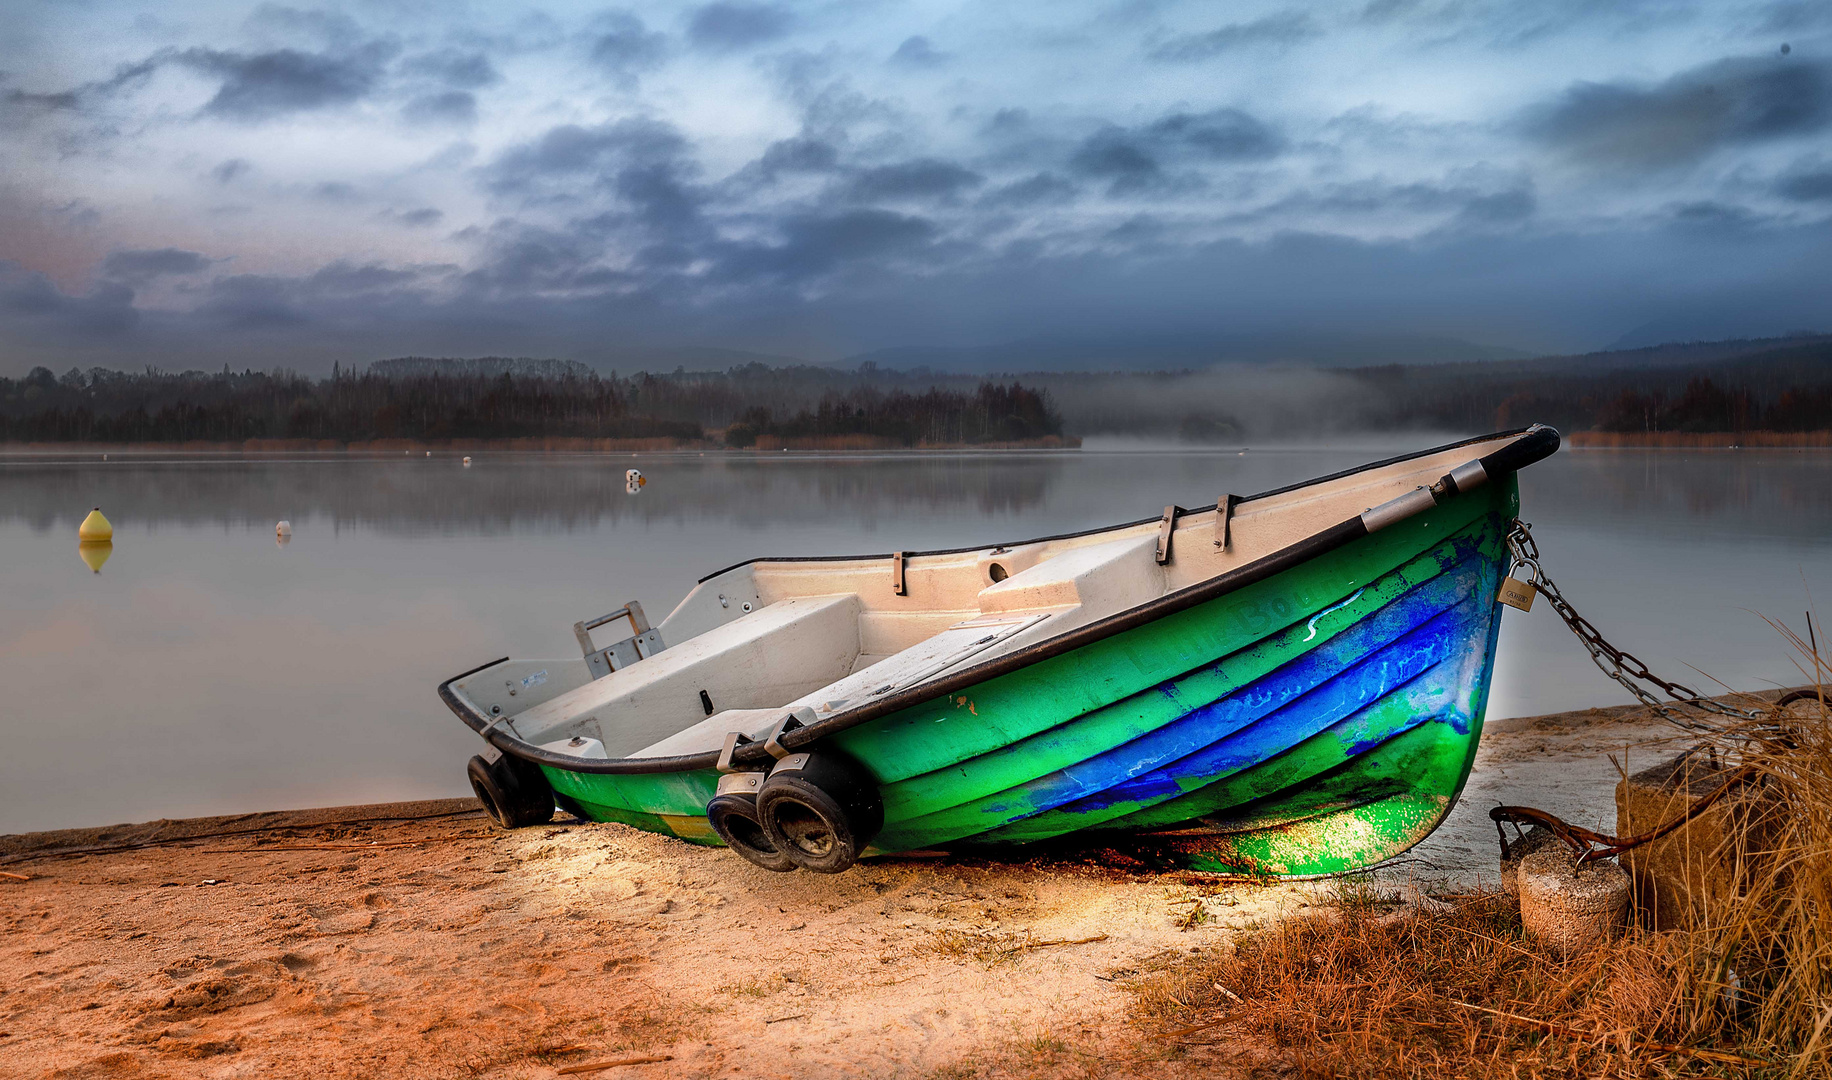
{"left": 0, "top": 696, "right": 1763, "bottom": 1079}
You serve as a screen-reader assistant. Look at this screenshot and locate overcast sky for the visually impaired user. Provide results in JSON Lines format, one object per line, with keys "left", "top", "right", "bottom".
{"left": 2, "top": 0, "right": 1829, "bottom": 374}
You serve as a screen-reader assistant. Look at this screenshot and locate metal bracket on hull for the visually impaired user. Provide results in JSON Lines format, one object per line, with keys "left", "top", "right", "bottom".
{"left": 1156, "top": 506, "right": 1181, "bottom": 565}
{"left": 575, "top": 602, "right": 665, "bottom": 679}
{"left": 892, "top": 551, "right": 908, "bottom": 596}
{"left": 1214, "top": 494, "right": 1242, "bottom": 551}
{"left": 764, "top": 707, "right": 818, "bottom": 759}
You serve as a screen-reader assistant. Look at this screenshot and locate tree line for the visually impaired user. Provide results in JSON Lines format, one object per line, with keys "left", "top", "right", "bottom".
{"left": 0, "top": 364, "right": 1064, "bottom": 446}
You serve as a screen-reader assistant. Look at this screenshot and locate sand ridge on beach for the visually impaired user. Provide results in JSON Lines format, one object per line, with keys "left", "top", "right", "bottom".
{"left": 0, "top": 699, "right": 1732, "bottom": 1079}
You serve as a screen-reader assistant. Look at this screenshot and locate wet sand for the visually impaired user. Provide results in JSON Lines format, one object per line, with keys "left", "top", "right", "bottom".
{"left": 0, "top": 696, "right": 1763, "bottom": 1079}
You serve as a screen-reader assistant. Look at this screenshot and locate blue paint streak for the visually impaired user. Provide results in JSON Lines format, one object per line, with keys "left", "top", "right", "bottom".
{"left": 1066, "top": 592, "right": 1485, "bottom": 813}
{"left": 962, "top": 547, "right": 1493, "bottom": 827}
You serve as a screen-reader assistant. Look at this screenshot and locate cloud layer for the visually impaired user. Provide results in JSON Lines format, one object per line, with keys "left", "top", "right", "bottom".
{"left": 0, "top": 0, "right": 1828, "bottom": 372}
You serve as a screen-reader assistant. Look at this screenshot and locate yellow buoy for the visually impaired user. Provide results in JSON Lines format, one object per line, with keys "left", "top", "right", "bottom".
{"left": 78, "top": 541, "right": 113, "bottom": 574}
{"left": 78, "top": 507, "right": 113, "bottom": 542}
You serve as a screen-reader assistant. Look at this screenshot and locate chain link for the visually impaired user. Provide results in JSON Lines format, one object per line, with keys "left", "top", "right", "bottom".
{"left": 1504, "top": 519, "right": 1766, "bottom": 733}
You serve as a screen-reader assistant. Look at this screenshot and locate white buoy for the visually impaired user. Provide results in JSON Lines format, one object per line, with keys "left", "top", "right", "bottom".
{"left": 276, "top": 520, "right": 292, "bottom": 538}
{"left": 462, "top": 456, "right": 472, "bottom": 466}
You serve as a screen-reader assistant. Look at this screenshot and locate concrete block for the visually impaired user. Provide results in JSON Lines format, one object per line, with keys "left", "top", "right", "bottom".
{"left": 1499, "top": 824, "right": 1561, "bottom": 907}
{"left": 1518, "top": 850, "right": 1630, "bottom": 957}
{"left": 1615, "top": 750, "right": 1768, "bottom": 930}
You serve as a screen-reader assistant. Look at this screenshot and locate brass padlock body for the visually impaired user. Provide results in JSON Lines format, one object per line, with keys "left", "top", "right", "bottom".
{"left": 1497, "top": 576, "right": 1536, "bottom": 612}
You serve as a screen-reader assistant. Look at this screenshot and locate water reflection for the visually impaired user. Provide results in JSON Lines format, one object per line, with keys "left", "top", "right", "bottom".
{"left": 0, "top": 453, "right": 1069, "bottom": 538}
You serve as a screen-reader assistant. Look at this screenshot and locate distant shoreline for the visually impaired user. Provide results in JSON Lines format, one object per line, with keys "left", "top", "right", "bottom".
{"left": 0, "top": 434, "right": 1081, "bottom": 454}
{"left": 6, "top": 431, "right": 1830, "bottom": 454}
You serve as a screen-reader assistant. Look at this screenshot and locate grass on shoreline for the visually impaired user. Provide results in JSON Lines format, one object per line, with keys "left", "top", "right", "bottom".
{"left": 1132, "top": 667, "right": 1830, "bottom": 1078}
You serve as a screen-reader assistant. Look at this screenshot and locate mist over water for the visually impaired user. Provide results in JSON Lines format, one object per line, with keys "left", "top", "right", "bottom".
{"left": 2, "top": 443, "right": 1828, "bottom": 834}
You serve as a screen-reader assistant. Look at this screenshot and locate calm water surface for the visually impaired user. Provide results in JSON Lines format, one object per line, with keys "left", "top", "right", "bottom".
{"left": 3, "top": 440, "right": 1828, "bottom": 834}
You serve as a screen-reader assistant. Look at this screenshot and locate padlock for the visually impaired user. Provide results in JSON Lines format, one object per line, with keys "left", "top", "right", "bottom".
{"left": 1497, "top": 576, "right": 1536, "bottom": 612}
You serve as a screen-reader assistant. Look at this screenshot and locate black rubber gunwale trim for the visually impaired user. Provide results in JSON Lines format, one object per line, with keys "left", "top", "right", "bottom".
{"left": 691, "top": 426, "right": 1537, "bottom": 584}
{"left": 437, "top": 426, "right": 1558, "bottom": 776}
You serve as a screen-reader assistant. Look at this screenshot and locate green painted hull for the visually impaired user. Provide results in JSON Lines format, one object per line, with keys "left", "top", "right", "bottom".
{"left": 542, "top": 477, "right": 1517, "bottom": 876}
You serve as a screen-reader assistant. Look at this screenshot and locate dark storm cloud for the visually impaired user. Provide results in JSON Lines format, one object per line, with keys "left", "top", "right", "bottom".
{"left": 306, "top": 261, "right": 421, "bottom": 294}
{"left": 2, "top": 54, "right": 161, "bottom": 114}
{"left": 1070, "top": 108, "right": 1282, "bottom": 193}
{"left": 1527, "top": 55, "right": 1832, "bottom": 170}
{"left": 485, "top": 119, "right": 709, "bottom": 244}
{"left": 461, "top": 221, "right": 626, "bottom": 293}
{"left": 687, "top": 2, "right": 795, "bottom": 51}
{"left": 487, "top": 118, "right": 691, "bottom": 191}
{"left": 1152, "top": 110, "right": 1285, "bottom": 159}
{"left": 1230, "top": 176, "right": 1536, "bottom": 231}
{"left": 0, "top": 263, "right": 138, "bottom": 335}
{"left": 844, "top": 159, "right": 983, "bottom": 201}
{"left": 757, "top": 136, "right": 840, "bottom": 175}
{"left": 1454, "top": 187, "right": 1537, "bottom": 225}
{"left": 100, "top": 248, "right": 212, "bottom": 282}
{"left": 175, "top": 41, "right": 399, "bottom": 120}
{"left": 1670, "top": 200, "right": 1770, "bottom": 234}
{"left": 403, "top": 90, "right": 477, "bottom": 125}
{"left": 1070, "top": 130, "right": 1162, "bottom": 190}
{"left": 980, "top": 172, "right": 1078, "bottom": 207}
{"left": 202, "top": 274, "right": 309, "bottom": 328}
{"left": 0, "top": 265, "right": 67, "bottom": 315}
{"left": 1147, "top": 11, "right": 1320, "bottom": 62}
{"left": 890, "top": 36, "right": 947, "bottom": 66}
{"left": 718, "top": 209, "right": 936, "bottom": 280}
{"left": 589, "top": 11, "right": 669, "bottom": 78}
{"left": 399, "top": 49, "right": 499, "bottom": 89}
{"left": 1775, "top": 158, "right": 1832, "bottom": 201}
{"left": 3, "top": 88, "right": 80, "bottom": 111}
{"left": 212, "top": 158, "right": 252, "bottom": 184}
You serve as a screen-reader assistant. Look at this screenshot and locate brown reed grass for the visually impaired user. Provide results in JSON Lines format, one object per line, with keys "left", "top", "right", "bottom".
{"left": 1133, "top": 659, "right": 1830, "bottom": 1077}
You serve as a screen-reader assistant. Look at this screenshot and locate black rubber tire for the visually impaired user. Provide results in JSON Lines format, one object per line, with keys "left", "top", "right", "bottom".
{"left": 467, "top": 753, "right": 554, "bottom": 829}
{"left": 707, "top": 792, "right": 797, "bottom": 872}
{"left": 756, "top": 753, "right": 883, "bottom": 874}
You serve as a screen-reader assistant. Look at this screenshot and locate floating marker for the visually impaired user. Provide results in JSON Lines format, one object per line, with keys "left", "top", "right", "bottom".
{"left": 276, "top": 520, "right": 292, "bottom": 537}
{"left": 78, "top": 507, "right": 113, "bottom": 543}
{"left": 462, "top": 456, "right": 472, "bottom": 466}
{"left": 625, "top": 467, "right": 647, "bottom": 494}
{"left": 426, "top": 451, "right": 432, "bottom": 457}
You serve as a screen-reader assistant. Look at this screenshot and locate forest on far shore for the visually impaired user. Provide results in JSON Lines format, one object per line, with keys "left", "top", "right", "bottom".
{"left": 1, "top": 334, "right": 1827, "bottom": 445}
{"left": 0, "top": 362, "right": 1067, "bottom": 448}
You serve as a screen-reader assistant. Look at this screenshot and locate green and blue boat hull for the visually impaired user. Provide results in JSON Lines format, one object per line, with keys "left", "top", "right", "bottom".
{"left": 538, "top": 475, "right": 1516, "bottom": 877}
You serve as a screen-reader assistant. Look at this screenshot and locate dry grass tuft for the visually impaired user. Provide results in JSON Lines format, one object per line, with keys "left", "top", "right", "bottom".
{"left": 1132, "top": 894, "right": 1759, "bottom": 1076}
{"left": 1131, "top": 664, "right": 1832, "bottom": 1079}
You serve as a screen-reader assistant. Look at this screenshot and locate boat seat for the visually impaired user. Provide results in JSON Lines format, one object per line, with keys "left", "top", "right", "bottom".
{"left": 629, "top": 610, "right": 1052, "bottom": 759}
{"left": 507, "top": 594, "right": 863, "bottom": 757}
{"left": 976, "top": 534, "right": 1164, "bottom": 618}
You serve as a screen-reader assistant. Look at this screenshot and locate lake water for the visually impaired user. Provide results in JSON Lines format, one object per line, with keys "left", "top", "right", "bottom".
{"left": 2, "top": 439, "right": 1828, "bottom": 834}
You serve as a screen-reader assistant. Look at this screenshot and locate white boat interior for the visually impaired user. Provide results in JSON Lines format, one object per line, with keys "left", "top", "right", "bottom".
{"left": 447, "top": 434, "right": 1521, "bottom": 763}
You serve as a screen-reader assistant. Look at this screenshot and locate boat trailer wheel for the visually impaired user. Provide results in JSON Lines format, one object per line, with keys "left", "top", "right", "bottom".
{"left": 706, "top": 776, "right": 797, "bottom": 872}
{"left": 467, "top": 754, "right": 555, "bottom": 829}
{"left": 755, "top": 752, "right": 884, "bottom": 874}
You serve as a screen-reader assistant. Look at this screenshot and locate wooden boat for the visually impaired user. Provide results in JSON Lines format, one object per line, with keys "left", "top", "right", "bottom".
{"left": 439, "top": 426, "right": 1559, "bottom": 876}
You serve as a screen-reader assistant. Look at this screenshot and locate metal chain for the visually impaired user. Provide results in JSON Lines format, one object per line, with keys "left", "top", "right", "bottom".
{"left": 1504, "top": 519, "right": 1766, "bottom": 732}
